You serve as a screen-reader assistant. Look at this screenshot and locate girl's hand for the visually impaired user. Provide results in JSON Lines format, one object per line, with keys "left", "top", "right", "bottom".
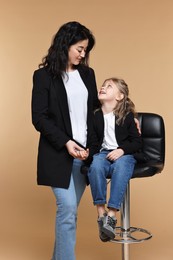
{"left": 106, "top": 148, "right": 124, "bottom": 161}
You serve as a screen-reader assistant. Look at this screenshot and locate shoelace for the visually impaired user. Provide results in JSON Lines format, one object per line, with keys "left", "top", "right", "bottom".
{"left": 107, "top": 216, "right": 116, "bottom": 228}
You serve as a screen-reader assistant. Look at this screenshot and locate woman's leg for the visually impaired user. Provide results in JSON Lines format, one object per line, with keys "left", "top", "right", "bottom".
{"left": 72, "top": 159, "right": 87, "bottom": 207}
{"left": 108, "top": 155, "right": 136, "bottom": 210}
{"left": 51, "top": 159, "right": 86, "bottom": 260}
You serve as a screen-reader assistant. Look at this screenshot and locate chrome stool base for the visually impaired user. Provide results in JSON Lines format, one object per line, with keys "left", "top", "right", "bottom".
{"left": 111, "top": 226, "right": 152, "bottom": 244}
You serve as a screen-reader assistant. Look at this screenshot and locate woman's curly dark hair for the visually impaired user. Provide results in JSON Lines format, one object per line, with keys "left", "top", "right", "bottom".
{"left": 39, "top": 21, "right": 95, "bottom": 77}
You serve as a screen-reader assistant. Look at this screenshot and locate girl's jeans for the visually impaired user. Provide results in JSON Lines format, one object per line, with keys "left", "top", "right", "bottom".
{"left": 88, "top": 150, "right": 136, "bottom": 210}
{"left": 51, "top": 159, "right": 86, "bottom": 260}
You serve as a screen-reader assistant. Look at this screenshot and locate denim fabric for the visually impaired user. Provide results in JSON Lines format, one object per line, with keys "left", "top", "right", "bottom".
{"left": 51, "top": 159, "right": 86, "bottom": 260}
{"left": 88, "top": 150, "right": 136, "bottom": 210}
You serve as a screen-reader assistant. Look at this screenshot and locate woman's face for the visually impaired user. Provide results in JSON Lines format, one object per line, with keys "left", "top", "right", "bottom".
{"left": 67, "top": 39, "right": 89, "bottom": 71}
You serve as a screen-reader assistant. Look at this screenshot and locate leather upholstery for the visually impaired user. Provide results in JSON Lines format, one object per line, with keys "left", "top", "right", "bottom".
{"left": 132, "top": 113, "right": 165, "bottom": 178}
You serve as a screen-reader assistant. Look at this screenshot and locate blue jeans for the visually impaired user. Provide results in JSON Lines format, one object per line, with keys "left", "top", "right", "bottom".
{"left": 88, "top": 150, "right": 136, "bottom": 210}
{"left": 51, "top": 159, "right": 86, "bottom": 260}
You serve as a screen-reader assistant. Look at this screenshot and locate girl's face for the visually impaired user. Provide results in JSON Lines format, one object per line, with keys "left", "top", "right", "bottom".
{"left": 67, "top": 39, "right": 89, "bottom": 71}
{"left": 98, "top": 80, "right": 124, "bottom": 102}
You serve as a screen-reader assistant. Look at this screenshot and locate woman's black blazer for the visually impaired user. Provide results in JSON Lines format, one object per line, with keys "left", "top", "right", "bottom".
{"left": 32, "top": 65, "right": 98, "bottom": 188}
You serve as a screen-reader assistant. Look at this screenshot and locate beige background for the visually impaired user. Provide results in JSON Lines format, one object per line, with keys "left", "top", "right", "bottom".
{"left": 0, "top": 0, "right": 172, "bottom": 259}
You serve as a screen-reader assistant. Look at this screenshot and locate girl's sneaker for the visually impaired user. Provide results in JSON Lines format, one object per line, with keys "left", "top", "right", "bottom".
{"left": 97, "top": 213, "right": 110, "bottom": 242}
{"left": 102, "top": 215, "right": 117, "bottom": 239}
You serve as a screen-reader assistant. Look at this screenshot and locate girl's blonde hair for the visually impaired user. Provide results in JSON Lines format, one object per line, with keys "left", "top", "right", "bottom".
{"left": 101, "top": 77, "right": 137, "bottom": 125}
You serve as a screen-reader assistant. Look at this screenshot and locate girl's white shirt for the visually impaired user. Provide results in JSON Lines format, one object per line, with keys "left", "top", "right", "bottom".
{"left": 101, "top": 111, "right": 118, "bottom": 151}
{"left": 62, "top": 70, "right": 88, "bottom": 147}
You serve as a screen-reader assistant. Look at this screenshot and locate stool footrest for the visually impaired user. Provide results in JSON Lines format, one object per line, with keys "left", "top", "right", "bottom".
{"left": 110, "top": 226, "right": 152, "bottom": 244}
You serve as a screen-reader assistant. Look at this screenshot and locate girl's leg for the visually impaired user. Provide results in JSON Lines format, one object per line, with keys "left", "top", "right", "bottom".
{"left": 51, "top": 159, "right": 86, "bottom": 260}
{"left": 88, "top": 151, "right": 111, "bottom": 242}
{"left": 108, "top": 155, "right": 136, "bottom": 210}
{"left": 96, "top": 205, "right": 107, "bottom": 217}
{"left": 87, "top": 151, "right": 110, "bottom": 209}
{"left": 102, "top": 155, "right": 136, "bottom": 239}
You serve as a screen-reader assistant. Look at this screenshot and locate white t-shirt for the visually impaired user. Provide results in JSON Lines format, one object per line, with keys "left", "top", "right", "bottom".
{"left": 101, "top": 111, "right": 118, "bottom": 150}
{"left": 62, "top": 70, "right": 88, "bottom": 147}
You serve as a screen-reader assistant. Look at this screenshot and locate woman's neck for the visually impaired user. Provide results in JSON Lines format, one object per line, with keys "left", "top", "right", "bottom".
{"left": 66, "top": 64, "right": 77, "bottom": 72}
{"left": 67, "top": 67, "right": 75, "bottom": 72}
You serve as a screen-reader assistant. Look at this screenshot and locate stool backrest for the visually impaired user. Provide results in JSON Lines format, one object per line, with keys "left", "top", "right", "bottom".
{"left": 133, "top": 113, "right": 165, "bottom": 178}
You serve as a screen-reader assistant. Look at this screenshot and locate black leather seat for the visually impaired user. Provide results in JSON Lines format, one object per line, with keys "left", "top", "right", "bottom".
{"left": 132, "top": 112, "right": 165, "bottom": 178}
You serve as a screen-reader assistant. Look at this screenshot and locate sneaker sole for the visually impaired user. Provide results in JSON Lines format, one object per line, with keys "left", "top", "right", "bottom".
{"left": 102, "top": 226, "right": 115, "bottom": 239}
{"left": 100, "top": 233, "right": 110, "bottom": 242}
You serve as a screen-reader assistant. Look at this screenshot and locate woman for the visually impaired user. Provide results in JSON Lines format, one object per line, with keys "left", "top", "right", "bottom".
{"left": 31, "top": 21, "right": 99, "bottom": 260}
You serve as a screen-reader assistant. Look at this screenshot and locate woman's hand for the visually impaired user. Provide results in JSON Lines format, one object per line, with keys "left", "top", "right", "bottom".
{"left": 134, "top": 118, "right": 141, "bottom": 135}
{"left": 65, "top": 140, "right": 89, "bottom": 160}
{"left": 106, "top": 148, "right": 124, "bottom": 161}
{"left": 76, "top": 148, "right": 89, "bottom": 160}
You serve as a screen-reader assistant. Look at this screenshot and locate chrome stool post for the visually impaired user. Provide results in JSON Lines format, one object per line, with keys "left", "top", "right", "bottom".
{"left": 121, "top": 182, "right": 130, "bottom": 260}
{"left": 110, "top": 182, "right": 152, "bottom": 260}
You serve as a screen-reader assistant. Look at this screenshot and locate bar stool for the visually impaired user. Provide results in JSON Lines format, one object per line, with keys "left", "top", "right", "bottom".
{"left": 110, "top": 112, "right": 165, "bottom": 260}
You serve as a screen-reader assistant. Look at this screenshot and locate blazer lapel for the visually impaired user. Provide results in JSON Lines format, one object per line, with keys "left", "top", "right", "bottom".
{"left": 53, "top": 76, "right": 72, "bottom": 136}
{"left": 78, "top": 67, "right": 87, "bottom": 87}
{"left": 78, "top": 66, "right": 93, "bottom": 114}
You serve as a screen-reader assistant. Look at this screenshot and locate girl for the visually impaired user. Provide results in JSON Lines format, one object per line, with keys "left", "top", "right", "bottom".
{"left": 88, "top": 77, "right": 142, "bottom": 241}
